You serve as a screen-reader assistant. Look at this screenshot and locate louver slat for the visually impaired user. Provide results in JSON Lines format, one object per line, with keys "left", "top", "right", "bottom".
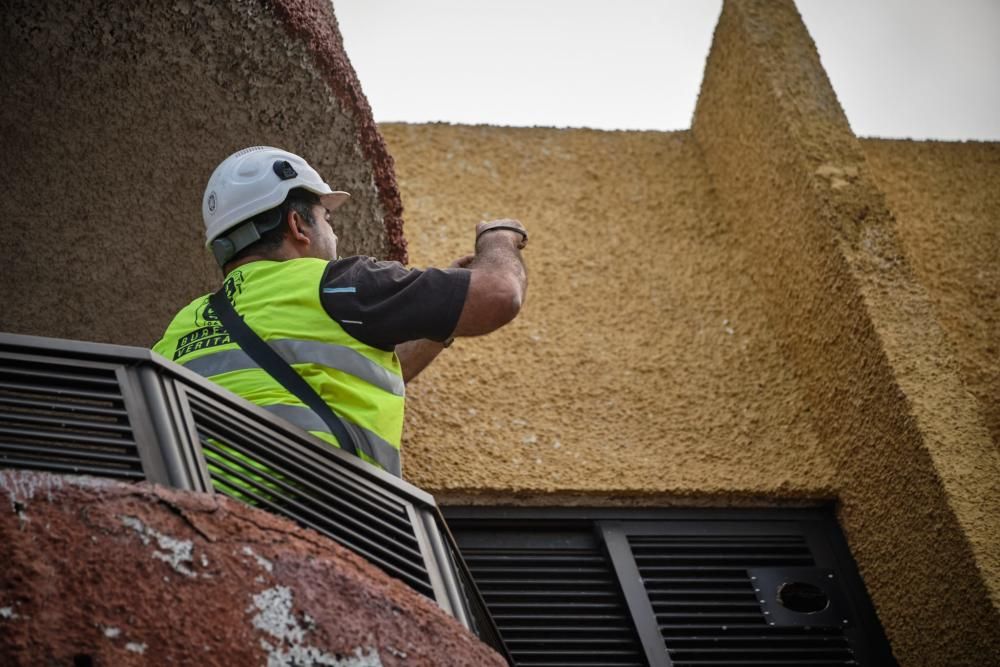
{"left": 0, "top": 393, "right": 129, "bottom": 417}
{"left": 0, "top": 425, "right": 136, "bottom": 447}
{"left": 0, "top": 364, "right": 121, "bottom": 386}
{"left": 186, "top": 394, "right": 414, "bottom": 532}
{"left": 0, "top": 380, "right": 122, "bottom": 401}
{"left": 0, "top": 355, "right": 143, "bottom": 479}
{"left": 459, "top": 536, "right": 646, "bottom": 667}
{"left": 0, "top": 409, "right": 133, "bottom": 432}
{"left": 630, "top": 534, "right": 859, "bottom": 667}
{"left": 185, "top": 392, "right": 434, "bottom": 598}
{"left": 0, "top": 442, "right": 141, "bottom": 464}
{"left": 0, "top": 455, "right": 146, "bottom": 479}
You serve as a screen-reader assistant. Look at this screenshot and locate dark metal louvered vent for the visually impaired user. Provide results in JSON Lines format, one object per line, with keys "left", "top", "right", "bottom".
{"left": 184, "top": 387, "right": 435, "bottom": 598}
{"left": 0, "top": 353, "right": 143, "bottom": 479}
{"left": 630, "top": 533, "right": 858, "bottom": 667}
{"left": 457, "top": 528, "right": 646, "bottom": 667}
{"left": 448, "top": 510, "right": 896, "bottom": 667}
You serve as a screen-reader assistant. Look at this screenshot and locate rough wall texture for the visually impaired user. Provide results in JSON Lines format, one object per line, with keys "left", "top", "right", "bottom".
{"left": 0, "top": 0, "right": 404, "bottom": 349}
{"left": 387, "top": 2, "right": 1000, "bottom": 663}
{"left": 690, "top": 0, "right": 999, "bottom": 663}
{"left": 385, "top": 123, "right": 834, "bottom": 504}
{"left": 3, "top": 0, "right": 998, "bottom": 664}
{"left": 862, "top": 139, "right": 1000, "bottom": 448}
{"left": 0, "top": 470, "right": 504, "bottom": 667}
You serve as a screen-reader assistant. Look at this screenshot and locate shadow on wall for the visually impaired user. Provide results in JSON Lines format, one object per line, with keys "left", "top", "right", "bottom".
{"left": 0, "top": 0, "right": 404, "bottom": 348}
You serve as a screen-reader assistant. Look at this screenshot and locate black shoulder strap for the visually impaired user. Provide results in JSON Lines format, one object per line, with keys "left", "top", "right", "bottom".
{"left": 208, "top": 289, "right": 359, "bottom": 457}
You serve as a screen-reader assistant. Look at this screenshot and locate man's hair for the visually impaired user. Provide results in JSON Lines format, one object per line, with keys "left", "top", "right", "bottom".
{"left": 227, "top": 188, "right": 320, "bottom": 265}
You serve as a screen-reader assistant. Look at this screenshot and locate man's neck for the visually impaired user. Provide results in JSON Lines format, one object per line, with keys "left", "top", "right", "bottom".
{"left": 222, "top": 246, "right": 298, "bottom": 276}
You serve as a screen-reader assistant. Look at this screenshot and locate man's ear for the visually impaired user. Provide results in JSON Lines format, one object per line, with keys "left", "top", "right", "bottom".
{"left": 286, "top": 208, "right": 311, "bottom": 245}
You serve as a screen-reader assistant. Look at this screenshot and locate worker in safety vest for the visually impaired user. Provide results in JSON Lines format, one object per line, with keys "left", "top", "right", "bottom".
{"left": 153, "top": 146, "right": 527, "bottom": 479}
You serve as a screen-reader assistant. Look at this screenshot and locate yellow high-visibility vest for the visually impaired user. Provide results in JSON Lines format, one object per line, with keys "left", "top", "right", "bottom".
{"left": 153, "top": 258, "right": 404, "bottom": 480}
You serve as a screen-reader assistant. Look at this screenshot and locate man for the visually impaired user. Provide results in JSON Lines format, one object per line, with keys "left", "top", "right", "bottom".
{"left": 153, "top": 146, "right": 527, "bottom": 478}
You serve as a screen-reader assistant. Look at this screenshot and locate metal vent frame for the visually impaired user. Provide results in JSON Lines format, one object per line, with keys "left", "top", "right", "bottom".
{"left": 446, "top": 507, "right": 896, "bottom": 667}
{"left": 0, "top": 332, "right": 509, "bottom": 662}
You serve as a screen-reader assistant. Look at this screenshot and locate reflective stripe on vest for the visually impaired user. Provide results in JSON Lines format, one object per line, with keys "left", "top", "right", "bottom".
{"left": 153, "top": 258, "right": 405, "bottom": 477}
{"left": 181, "top": 339, "right": 405, "bottom": 397}
{"left": 261, "top": 404, "right": 401, "bottom": 477}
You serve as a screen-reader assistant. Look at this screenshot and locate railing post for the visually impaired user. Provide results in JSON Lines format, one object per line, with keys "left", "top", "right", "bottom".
{"left": 124, "top": 363, "right": 211, "bottom": 492}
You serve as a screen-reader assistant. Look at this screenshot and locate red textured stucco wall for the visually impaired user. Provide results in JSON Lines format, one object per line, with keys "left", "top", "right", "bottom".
{"left": 0, "top": 471, "right": 504, "bottom": 666}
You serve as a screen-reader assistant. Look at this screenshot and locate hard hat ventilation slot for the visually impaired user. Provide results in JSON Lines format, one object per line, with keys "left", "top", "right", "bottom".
{"left": 234, "top": 146, "right": 268, "bottom": 157}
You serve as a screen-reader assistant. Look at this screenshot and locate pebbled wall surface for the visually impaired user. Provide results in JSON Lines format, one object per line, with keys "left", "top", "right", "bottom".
{"left": 0, "top": 470, "right": 504, "bottom": 666}
{"left": 0, "top": 0, "right": 404, "bottom": 349}
{"left": 690, "top": 2, "right": 998, "bottom": 663}
{"left": 389, "top": 1, "right": 1000, "bottom": 663}
{"left": 862, "top": 139, "right": 1000, "bottom": 449}
{"left": 387, "top": 123, "right": 835, "bottom": 504}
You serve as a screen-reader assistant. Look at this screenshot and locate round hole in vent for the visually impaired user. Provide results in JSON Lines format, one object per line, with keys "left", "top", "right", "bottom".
{"left": 777, "top": 581, "right": 829, "bottom": 613}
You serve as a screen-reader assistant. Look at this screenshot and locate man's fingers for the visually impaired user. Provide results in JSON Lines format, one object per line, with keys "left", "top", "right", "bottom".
{"left": 475, "top": 219, "right": 528, "bottom": 251}
{"left": 477, "top": 218, "right": 525, "bottom": 235}
{"left": 450, "top": 254, "right": 475, "bottom": 268}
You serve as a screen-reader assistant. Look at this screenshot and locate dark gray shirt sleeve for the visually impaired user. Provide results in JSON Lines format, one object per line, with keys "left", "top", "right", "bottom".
{"left": 319, "top": 256, "right": 471, "bottom": 351}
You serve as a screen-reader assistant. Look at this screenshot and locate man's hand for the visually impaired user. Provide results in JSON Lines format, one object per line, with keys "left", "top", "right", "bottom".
{"left": 397, "top": 219, "right": 529, "bottom": 383}
{"left": 450, "top": 218, "right": 529, "bottom": 337}
{"left": 475, "top": 219, "right": 528, "bottom": 250}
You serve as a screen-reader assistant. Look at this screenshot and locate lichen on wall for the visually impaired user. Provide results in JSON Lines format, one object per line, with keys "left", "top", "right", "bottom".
{"left": 0, "top": 470, "right": 505, "bottom": 666}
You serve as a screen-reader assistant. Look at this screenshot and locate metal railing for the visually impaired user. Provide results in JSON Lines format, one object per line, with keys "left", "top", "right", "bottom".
{"left": 0, "top": 331, "right": 508, "bottom": 660}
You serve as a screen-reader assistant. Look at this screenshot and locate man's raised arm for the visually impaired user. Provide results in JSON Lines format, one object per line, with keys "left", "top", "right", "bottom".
{"left": 396, "top": 219, "right": 528, "bottom": 382}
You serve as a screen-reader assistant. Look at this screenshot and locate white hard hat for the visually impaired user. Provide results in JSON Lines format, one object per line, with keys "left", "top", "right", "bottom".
{"left": 202, "top": 146, "right": 350, "bottom": 247}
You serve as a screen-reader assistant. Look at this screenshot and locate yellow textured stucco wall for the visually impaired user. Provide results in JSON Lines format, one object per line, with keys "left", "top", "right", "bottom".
{"left": 390, "top": 1, "right": 1000, "bottom": 663}
{"left": 690, "top": 3, "right": 999, "bottom": 662}
{"left": 388, "top": 123, "right": 834, "bottom": 503}
{"left": 862, "top": 139, "right": 1000, "bottom": 448}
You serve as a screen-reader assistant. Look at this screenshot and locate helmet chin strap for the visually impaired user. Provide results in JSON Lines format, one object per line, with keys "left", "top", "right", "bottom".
{"left": 211, "top": 236, "right": 237, "bottom": 267}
